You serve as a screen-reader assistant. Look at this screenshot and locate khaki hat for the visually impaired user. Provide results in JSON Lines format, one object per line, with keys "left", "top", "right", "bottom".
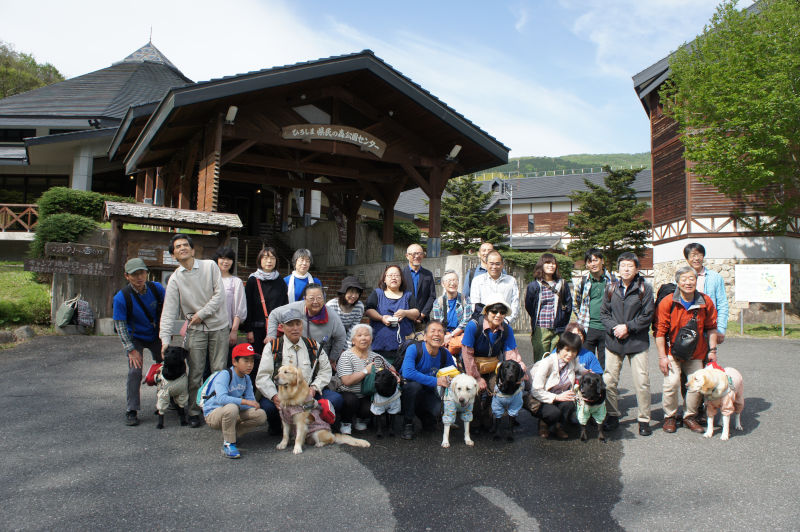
{"left": 124, "top": 258, "right": 149, "bottom": 274}
{"left": 482, "top": 294, "right": 511, "bottom": 314}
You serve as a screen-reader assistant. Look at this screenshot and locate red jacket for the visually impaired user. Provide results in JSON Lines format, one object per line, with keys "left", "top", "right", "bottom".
{"left": 655, "top": 291, "right": 717, "bottom": 360}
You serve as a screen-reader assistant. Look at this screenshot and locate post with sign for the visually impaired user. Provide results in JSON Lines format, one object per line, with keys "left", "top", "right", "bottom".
{"left": 734, "top": 264, "right": 792, "bottom": 337}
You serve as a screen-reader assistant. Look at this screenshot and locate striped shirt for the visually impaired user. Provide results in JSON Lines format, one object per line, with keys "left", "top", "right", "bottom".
{"left": 326, "top": 299, "right": 365, "bottom": 336}
{"left": 336, "top": 349, "right": 391, "bottom": 396}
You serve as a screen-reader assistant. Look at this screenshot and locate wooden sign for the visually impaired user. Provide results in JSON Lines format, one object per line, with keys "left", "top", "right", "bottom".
{"left": 45, "top": 242, "right": 108, "bottom": 259}
{"left": 281, "top": 124, "right": 386, "bottom": 158}
{"left": 25, "top": 259, "right": 114, "bottom": 276}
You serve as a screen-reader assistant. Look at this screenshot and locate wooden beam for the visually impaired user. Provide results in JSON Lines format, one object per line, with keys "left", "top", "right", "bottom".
{"left": 197, "top": 114, "right": 223, "bottom": 212}
{"left": 233, "top": 153, "right": 396, "bottom": 183}
{"left": 401, "top": 163, "right": 432, "bottom": 196}
{"left": 220, "top": 140, "right": 256, "bottom": 166}
{"left": 222, "top": 169, "right": 362, "bottom": 193}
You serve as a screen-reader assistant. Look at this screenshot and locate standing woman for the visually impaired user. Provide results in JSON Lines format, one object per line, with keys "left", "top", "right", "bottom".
{"left": 214, "top": 246, "right": 247, "bottom": 366}
{"left": 243, "top": 247, "right": 288, "bottom": 359}
{"left": 327, "top": 276, "right": 365, "bottom": 337}
{"left": 431, "top": 269, "right": 472, "bottom": 355}
{"left": 524, "top": 253, "right": 573, "bottom": 363}
{"left": 284, "top": 248, "right": 321, "bottom": 302}
{"left": 364, "top": 265, "right": 420, "bottom": 365}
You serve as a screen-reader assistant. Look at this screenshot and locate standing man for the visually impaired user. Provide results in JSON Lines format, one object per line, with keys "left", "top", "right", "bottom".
{"left": 470, "top": 250, "right": 520, "bottom": 323}
{"left": 402, "top": 243, "right": 436, "bottom": 328}
{"left": 159, "top": 234, "right": 229, "bottom": 428}
{"left": 684, "top": 243, "right": 728, "bottom": 343}
{"left": 113, "top": 258, "right": 165, "bottom": 426}
{"left": 574, "top": 248, "right": 616, "bottom": 368}
{"left": 463, "top": 241, "right": 495, "bottom": 299}
{"left": 599, "top": 252, "right": 654, "bottom": 436}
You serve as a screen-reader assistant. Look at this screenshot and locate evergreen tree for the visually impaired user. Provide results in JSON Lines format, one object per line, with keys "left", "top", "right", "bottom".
{"left": 565, "top": 167, "right": 651, "bottom": 266}
{"left": 440, "top": 173, "right": 506, "bottom": 251}
{"left": 0, "top": 41, "right": 64, "bottom": 98}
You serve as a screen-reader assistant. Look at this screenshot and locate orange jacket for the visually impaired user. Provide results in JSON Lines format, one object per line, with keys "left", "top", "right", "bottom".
{"left": 655, "top": 291, "right": 717, "bottom": 360}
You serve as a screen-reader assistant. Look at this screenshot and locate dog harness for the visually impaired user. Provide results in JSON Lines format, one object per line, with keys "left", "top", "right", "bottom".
{"left": 442, "top": 387, "right": 474, "bottom": 425}
{"left": 370, "top": 390, "right": 402, "bottom": 415}
{"left": 279, "top": 401, "right": 330, "bottom": 436}
{"left": 576, "top": 393, "right": 607, "bottom": 425}
{"left": 491, "top": 385, "right": 523, "bottom": 418}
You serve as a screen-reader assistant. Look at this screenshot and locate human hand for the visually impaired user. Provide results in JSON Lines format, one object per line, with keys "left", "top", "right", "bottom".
{"left": 659, "top": 357, "right": 670, "bottom": 376}
{"left": 229, "top": 330, "right": 238, "bottom": 346}
{"left": 308, "top": 386, "right": 318, "bottom": 399}
{"left": 437, "top": 375, "right": 451, "bottom": 387}
{"left": 478, "top": 377, "right": 487, "bottom": 391}
{"left": 271, "top": 394, "right": 281, "bottom": 409}
{"left": 381, "top": 315, "right": 392, "bottom": 326}
{"left": 557, "top": 390, "right": 576, "bottom": 402}
{"left": 393, "top": 309, "right": 406, "bottom": 319}
{"left": 246, "top": 331, "right": 254, "bottom": 343}
{"left": 364, "top": 362, "right": 374, "bottom": 373}
{"left": 716, "top": 333, "right": 725, "bottom": 344}
{"left": 241, "top": 399, "right": 259, "bottom": 408}
{"left": 189, "top": 315, "right": 203, "bottom": 326}
{"left": 707, "top": 351, "right": 717, "bottom": 363}
{"left": 161, "top": 343, "right": 168, "bottom": 356}
{"left": 612, "top": 324, "right": 629, "bottom": 339}
{"left": 128, "top": 349, "right": 143, "bottom": 369}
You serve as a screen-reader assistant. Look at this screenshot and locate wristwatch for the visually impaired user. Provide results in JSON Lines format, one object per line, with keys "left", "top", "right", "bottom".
{"left": 362, "top": 367, "right": 369, "bottom": 374}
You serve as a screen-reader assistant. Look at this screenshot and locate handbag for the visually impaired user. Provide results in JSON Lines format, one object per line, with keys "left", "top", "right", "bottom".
{"left": 671, "top": 309, "right": 699, "bottom": 361}
{"left": 447, "top": 331, "right": 464, "bottom": 356}
{"left": 360, "top": 365, "right": 377, "bottom": 396}
{"left": 474, "top": 356, "right": 499, "bottom": 375}
{"left": 145, "top": 363, "right": 163, "bottom": 386}
{"left": 55, "top": 296, "right": 79, "bottom": 327}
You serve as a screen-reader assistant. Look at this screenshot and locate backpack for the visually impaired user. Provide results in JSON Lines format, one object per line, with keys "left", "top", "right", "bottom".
{"left": 393, "top": 340, "right": 448, "bottom": 380}
{"left": 652, "top": 283, "right": 677, "bottom": 334}
{"left": 120, "top": 281, "right": 163, "bottom": 335}
{"left": 270, "top": 336, "right": 321, "bottom": 382}
{"left": 197, "top": 368, "right": 234, "bottom": 409}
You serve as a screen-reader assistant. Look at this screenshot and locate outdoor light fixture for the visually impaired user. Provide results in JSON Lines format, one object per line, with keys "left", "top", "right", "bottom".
{"left": 225, "top": 105, "right": 238, "bottom": 124}
{"left": 256, "top": 189, "right": 262, "bottom": 194}
{"left": 446, "top": 144, "right": 462, "bottom": 161}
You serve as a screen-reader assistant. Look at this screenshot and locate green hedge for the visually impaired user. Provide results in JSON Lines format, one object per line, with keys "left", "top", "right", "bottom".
{"left": 503, "top": 251, "right": 575, "bottom": 284}
{"left": 37, "top": 187, "right": 133, "bottom": 220}
{"left": 31, "top": 213, "right": 98, "bottom": 257}
{"left": 0, "top": 266, "right": 50, "bottom": 326}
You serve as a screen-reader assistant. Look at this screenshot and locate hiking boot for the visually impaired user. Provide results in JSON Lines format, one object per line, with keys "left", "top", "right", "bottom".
{"left": 638, "top": 422, "right": 652, "bottom": 436}
{"left": 222, "top": 442, "right": 241, "bottom": 459}
{"left": 188, "top": 415, "right": 203, "bottom": 428}
{"left": 538, "top": 422, "right": 550, "bottom": 439}
{"left": 401, "top": 423, "right": 414, "bottom": 440}
{"left": 125, "top": 411, "right": 139, "bottom": 426}
{"left": 554, "top": 424, "right": 569, "bottom": 440}
{"left": 340, "top": 423, "right": 352, "bottom": 435}
{"left": 602, "top": 415, "right": 619, "bottom": 431}
{"left": 683, "top": 416, "right": 704, "bottom": 433}
{"left": 662, "top": 416, "right": 677, "bottom": 433}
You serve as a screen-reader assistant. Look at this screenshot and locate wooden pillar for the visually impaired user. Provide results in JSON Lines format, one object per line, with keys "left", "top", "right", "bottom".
{"left": 178, "top": 174, "right": 191, "bottom": 209}
{"left": 339, "top": 192, "right": 363, "bottom": 266}
{"left": 154, "top": 167, "right": 165, "bottom": 206}
{"left": 426, "top": 165, "right": 453, "bottom": 257}
{"left": 197, "top": 114, "right": 223, "bottom": 212}
{"left": 135, "top": 172, "right": 146, "bottom": 202}
{"left": 381, "top": 204, "right": 395, "bottom": 262}
{"left": 141, "top": 169, "right": 155, "bottom": 203}
{"left": 107, "top": 218, "right": 123, "bottom": 315}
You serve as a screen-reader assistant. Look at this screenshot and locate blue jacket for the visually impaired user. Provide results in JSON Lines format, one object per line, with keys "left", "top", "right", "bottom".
{"left": 401, "top": 343, "right": 455, "bottom": 389}
{"left": 202, "top": 368, "right": 256, "bottom": 417}
{"left": 702, "top": 268, "right": 729, "bottom": 334}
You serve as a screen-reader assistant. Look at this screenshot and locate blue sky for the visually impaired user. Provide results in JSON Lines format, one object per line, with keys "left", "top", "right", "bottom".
{"left": 1, "top": 0, "right": 752, "bottom": 157}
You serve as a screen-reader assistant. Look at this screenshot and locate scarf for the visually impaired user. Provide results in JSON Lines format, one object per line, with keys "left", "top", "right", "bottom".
{"left": 287, "top": 271, "right": 314, "bottom": 302}
{"left": 249, "top": 269, "right": 279, "bottom": 281}
{"left": 307, "top": 305, "right": 329, "bottom": 325}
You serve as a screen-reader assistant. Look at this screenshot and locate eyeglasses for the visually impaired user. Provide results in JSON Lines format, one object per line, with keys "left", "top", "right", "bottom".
{"left": 385, "top": 274, "right": 402, "bottom": 279}
{"left": 407, "top": 252, "right": 424, "bottom": 257}
{"left": 305, "top": 296, "right": 324, "bottom": 302}
{"left": 487, "top": 307, "right": 508, "bottom": 315}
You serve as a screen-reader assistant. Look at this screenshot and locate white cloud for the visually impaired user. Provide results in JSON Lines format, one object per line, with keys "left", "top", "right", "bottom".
{"left": 511, "top": 3, "right": 530, "bottom": 32}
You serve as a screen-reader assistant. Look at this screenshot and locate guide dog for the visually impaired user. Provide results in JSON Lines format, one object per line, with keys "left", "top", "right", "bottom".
{"left": 491, "top": 360, "right": 525, "bottom": 442}
{"left": 576, "top": 372, "right": 607, "bottom": 442}
{"left": 371, "top": 368, "right": 401, "bottom": 438}
{"left": 275, "top": 365, "right": 370, "bottom": 454}
{"left": 155, "top": 346, "right": 189, "bottom": 429}
{"left": 441, "top": 373, "right": 478, "bottom": 448}
{"left": 687, "top": 366, "right": 744, "bottom": 441}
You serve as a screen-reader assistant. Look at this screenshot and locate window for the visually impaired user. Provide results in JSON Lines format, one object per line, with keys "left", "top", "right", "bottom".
{"left": 48, "top": 129, "right": 81, "bottom": 135}
{"left": 528, "top": 214, "right": 535, "bottom": 232}
{"left": 0, "top": 129, "right": 36, "bottom": 143}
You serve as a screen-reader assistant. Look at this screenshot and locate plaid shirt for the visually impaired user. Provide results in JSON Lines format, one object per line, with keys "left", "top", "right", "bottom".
{"left": 431, "top": 293, "right": 473, "bottom": 331}
{"left": 537, "top": 282, "right": 556, "bottom": 329}
{"left": 574, "top": 271, "right": 615, "bottom": 331}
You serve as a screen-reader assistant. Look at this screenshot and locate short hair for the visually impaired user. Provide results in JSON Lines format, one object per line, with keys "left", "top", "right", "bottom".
{"left": 674, "top": 265, "right": 697, "bottom": 283}
{"left": 564, "top": 322, "right": 586, "bottom": 339}
{"left": 302, "top": 282, "right": 324, "bottom": 298}
{"left": 292, "top": 248, "right": 313, "bottom": 269}
{"left": 377, "top": 265, "right": 407, "bottom": 292}
{"left": 533, "top": 253, "right": 560, "bottom": 281}
{"left": 441, "top": 269, "right": 459, "bottom": 282}
{"left": 256, "top": 247, "right": 277, "bottom": 270}
{"left": 556, "top": 331, "right": 583, "bottom": 353}
{"left": 617, "top": 252, "right": 640, "bottom": 269}
{"left": 213, "top": 246, "right": 235, "bottom": 261}
{"left": 348, "top": 323, "right": 372, "bottom": 345}
{"left": 425, "top": 319, "right": 445, "bottom": 334}
{"left": 168, "top": 233, "right": 193, "bottom": 254}
{"left": 486, "top": 250, "right": 504, "bottom": 263}
{"left": 584, "top": 248, "right": 605, "bottom": 263}
{"left": 406, "top": 243, "right": 424, "bottom": 255}
{"left": 683, "top": 242, "right": 706, "bottom": 259}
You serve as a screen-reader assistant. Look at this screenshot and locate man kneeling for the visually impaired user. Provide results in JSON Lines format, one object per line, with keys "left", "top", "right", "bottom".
{"left": 203, "top": 343, "right": 266, "bottom": 458}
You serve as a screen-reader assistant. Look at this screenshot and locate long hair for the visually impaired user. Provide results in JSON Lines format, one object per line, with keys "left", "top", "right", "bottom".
{"left": 532, "top": 253, "right": 561, "bottom": 282}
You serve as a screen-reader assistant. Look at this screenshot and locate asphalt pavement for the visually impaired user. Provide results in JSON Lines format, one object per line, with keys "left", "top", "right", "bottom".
{"left": 0, "top": 334, "right": 797, "bottom": 531}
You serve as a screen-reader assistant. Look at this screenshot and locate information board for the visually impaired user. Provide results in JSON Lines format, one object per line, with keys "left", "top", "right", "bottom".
{"left": 734, "top": 264, "right": 791, "bottom": 303}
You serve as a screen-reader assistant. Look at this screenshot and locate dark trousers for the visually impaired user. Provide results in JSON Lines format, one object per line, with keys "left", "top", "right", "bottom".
{"left": 259, "top": 388, "right": 344, "bottom": 432}
{"left": 583, "top": 327, "right": 606, "bottom": 368}
{"left": 340, "top": 391, "right": 372, "bottom": 423}
{"left": 401, "top": 380, "right": 440, "bottom": 424}
{"left": 538, "top": 400, "right": 576, "bottom": 427}
{"left": 126, "top": 337, "right": 162, "bottom": 413}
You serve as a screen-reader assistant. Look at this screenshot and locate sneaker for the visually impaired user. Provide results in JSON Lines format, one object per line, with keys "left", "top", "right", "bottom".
{"left": 222, "top": 442, "right": 241, "bottom": 459}
{"left": 401, "top": 423, "right": 414, "bottom": 440}
{"left": 340, "top": 423, "right": 352, "bottom": 435}
{"left": 189, "top": 415, "right": 203, "bottom": 428}
{"left": 602, "top": 415, "right": 619, "bottom": 431}
{"left": 638, "top": 422, "right": 652, "bottom": 436}
{"left": 125, "top": 411, "right": 140, "bottom": 426}
{"left": 354, "top": 419, "right": 368, "bottom": 431}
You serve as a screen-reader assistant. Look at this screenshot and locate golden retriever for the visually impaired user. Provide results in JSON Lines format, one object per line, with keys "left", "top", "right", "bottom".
{"left": 274, "top": 365, "right": 370, "bottom": 454}
{"left": 687, "top": 366, "right": 744, "bottom": 441}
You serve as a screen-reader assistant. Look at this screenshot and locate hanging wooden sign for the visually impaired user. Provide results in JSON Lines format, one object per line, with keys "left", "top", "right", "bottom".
{"left": 281, "top": 124, "right": 386, "bottom": 158}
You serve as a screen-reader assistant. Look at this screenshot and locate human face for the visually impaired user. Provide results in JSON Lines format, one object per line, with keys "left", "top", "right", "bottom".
{"left": 304, "top": 288, "right": 325, "bottom": 315}
{"left": 232, "top": 355, "right": 255, "bottom": 377}
{"left": 485, "top": 305, "right": 507, "bottom": 328}
{"left": 424, "top": 322, "right": 445, "bottom": 349}
{"left": 586, "top": 255, "right": 604, "bottom": 276}
{"left": 442, "top": 273, "right": 459, "bottom": 295}
{"left": 617, "top": 260, "right": 638, "bottom": 284}
{"left": 171, "top": 238, "right": 194, "bottom": 262}
{"left": 686, "top": 250, "right": 705, "bottom": 273}
{"left": 283, "top": 319, "right": 304, "bottom": 343}
{"left": 478, "top": 243, "right": 494, "bottom": 264}
{"left": 344, "top": 288, "right": 361, "bottom": 305}
{"left": 557, "top": 347, "right": 578, "bottom": 363}
{"left": 487, "top": 253, "right": 503, "bottom": 279}
{"left": 542, "top": 261, "right": 557, "bottom": 280}
{"left": 295, "top": 256, "right": 311, "bottom": 275}
{"left": 406, "top": 245, "right": 424, "bottom": 269}
{"left": 124, "top": 269, "right": 148, "bottom": 291}
{"left": 217, "top": 256, "right": 233, "bottom": 275}
{"left": 677, "top": 271, "right": 697, "bottom": 299}
{"left": 260, "top": 252, "right": 276, "bottom": 272}
{"left": 351, "top": 327, "right": 372, "bottom": 352}
{"left": 384, "top": 267, "right": 402, "bottom": 290}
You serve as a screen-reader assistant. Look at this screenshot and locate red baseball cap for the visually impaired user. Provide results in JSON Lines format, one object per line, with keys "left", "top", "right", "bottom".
{"left": 232, "top": 343, "right": 256, "bottom": 359}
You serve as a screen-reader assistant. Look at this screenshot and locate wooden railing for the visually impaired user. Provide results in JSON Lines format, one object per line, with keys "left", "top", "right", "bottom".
{"left": 0, "top": 204, "right": 38, "bottom": 232}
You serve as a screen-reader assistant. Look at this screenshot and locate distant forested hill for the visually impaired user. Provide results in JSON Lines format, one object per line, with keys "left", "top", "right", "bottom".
{"left": 480, "top": 153, "right": 650, "bottom": 177}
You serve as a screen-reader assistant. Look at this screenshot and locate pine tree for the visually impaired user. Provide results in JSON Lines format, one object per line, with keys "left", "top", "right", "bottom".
{"left": 565, "top": 167, "right": 651, "bottom": 266}
{"left": 440, "top": 174, "right": 506, "bottom": 251}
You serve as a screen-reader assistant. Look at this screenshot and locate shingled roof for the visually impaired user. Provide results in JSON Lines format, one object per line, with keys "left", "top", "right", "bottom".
{"left": 104, "top": 201, "right": 242, "bottom": 231}
{"left": 0, "top": 43, "right": 192, "bottom": 125}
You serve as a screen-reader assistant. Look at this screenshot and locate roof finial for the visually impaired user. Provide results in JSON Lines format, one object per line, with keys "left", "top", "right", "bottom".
{"left": 149, "top": 26, "right": 152, "bottom": 44}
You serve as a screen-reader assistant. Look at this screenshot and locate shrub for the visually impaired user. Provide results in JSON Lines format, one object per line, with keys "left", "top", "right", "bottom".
{"left": 503, "top": 251, "right": 575, "bottom": 284}
{"left": 30, "top": 213, "right": 97, "bottom": 257}
{"left": 37, "top": 187, "right": 133, "bottom": 220}
{"left": 0, "top": 265, "right": 50, "bottom": 325}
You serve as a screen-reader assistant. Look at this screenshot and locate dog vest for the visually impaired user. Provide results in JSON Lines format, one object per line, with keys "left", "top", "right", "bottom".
{"left": 279, "top": 400, "right": 330, "bottom": 436}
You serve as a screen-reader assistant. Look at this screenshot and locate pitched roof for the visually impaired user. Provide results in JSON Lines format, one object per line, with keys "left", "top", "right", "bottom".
{"left": 0, "top": 43, "right": 191, "bottom": 123}
{"left": 104, "top": 201, "right": 242, "bottom": 230}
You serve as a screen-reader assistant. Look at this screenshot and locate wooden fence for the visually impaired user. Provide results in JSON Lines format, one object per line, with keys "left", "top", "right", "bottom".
{"left": 0, "top": 204, "right": 38, "bottom": 232}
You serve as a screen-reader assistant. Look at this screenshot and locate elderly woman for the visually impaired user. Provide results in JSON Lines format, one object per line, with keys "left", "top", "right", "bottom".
{"left": 531, "top": 331, "right": 587, "bottom": 439}
{"left": 213, "top": 246, "right": 247, "bottom": 367}
{"left": 431, "top": 269, "right": 472, "bottom": 356}
{"left": 524, "top": 253, "right": 573, "bottom": 363}
{"left": 327, "top": 276, "right": 365, "bottom": 337}
{"left": 655, "top": 265, "right": 718, "bottom": 434}
{"left": 336, "top": 323, "right": 396, "bottom": 434}
{"left": 284, "top": 248, "right": 321, "bottom": 302}
{"left": 364, "top": 264, "right": 420, "bottom": 365}
{"left": 461, "top": 295, "right": 527, "bottom": 431}
{"left": 243, "top": 247, "right": 288, "bottom": 357}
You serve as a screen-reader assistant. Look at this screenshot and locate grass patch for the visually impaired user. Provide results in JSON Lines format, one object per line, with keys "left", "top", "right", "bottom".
{"left": 729, "top": 324, "right": 800, "bottom": 338}
{"left": 0, "top": 262, "right": 51, "bottom": 326}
